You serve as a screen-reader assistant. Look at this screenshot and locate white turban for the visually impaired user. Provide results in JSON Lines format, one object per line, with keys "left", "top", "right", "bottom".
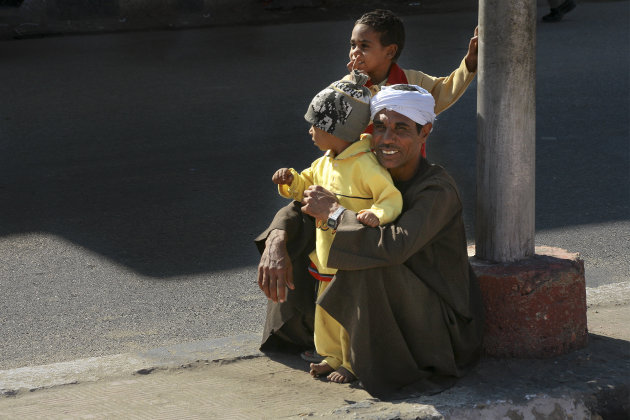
{"left": 370, "top": 84, "right": 436, "bottom": 126}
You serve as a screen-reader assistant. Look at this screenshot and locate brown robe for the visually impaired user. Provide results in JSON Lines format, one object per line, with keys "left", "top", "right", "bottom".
{"left": 256, "top": 159, "right": 484, "bottom": 398}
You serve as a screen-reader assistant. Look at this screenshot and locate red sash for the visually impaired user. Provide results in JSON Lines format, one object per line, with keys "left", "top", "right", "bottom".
{"left": 308, "top": 261, "right": 334, "bottom": 282}
{"left": 365, "top": 62, "right": 408, "bottom": 89}
{"left": 365, "top": 64, "right": 427, "bottom": 157}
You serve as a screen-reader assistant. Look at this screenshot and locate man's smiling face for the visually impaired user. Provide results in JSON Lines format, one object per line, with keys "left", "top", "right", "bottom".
{"left": 371, "top": 109, "right": 431, "bottom": 181}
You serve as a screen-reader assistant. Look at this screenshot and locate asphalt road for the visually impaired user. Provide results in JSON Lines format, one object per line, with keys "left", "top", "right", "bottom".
{"left": 0, "top": 1, "right": 628, "bottom": 370}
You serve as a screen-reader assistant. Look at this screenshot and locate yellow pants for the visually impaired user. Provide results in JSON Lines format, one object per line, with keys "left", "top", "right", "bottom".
{"left": 314, "top": 280, "right": 355, "bottom": 374}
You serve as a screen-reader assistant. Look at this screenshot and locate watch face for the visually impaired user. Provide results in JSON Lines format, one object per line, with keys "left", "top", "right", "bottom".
{"left": 327, "top": 207, "right": 344, "bottom": 230}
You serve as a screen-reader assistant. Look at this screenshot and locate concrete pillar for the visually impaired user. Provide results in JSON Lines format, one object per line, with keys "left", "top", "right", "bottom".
{"left": 476, "top": 0, "right": 536, "bottom": 263}
{"left": 474, "top": 0, "right": 588, "bottom": 358}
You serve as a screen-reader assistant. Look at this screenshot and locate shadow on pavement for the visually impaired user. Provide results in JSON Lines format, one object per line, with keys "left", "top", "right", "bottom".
{"left": 0, "top": 2, "right": 627, "bottom": 279}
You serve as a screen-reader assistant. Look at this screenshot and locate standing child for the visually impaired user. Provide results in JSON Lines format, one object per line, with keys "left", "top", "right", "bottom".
{"left": 272, "top": 71, "right": 402, "bottom": 383}
{"left": 344, "top": 9, "right": 478, "bottom": 156}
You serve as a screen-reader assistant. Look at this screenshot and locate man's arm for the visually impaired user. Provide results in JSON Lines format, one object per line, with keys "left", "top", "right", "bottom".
{"left": 255, "top": 201, "right": 315, "bottom": 302}
{"left": 302, "top": 177, "right": 462, "bottom": 271}
{"left": 254, "top": 201, "right": 313, "bottom": 257}
{"left": 258, "top": 229, "right": 294, "bottom": 303}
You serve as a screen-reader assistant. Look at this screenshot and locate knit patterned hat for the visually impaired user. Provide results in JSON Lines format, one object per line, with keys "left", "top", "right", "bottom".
{"left": 304, "top": 71, "right": 371, "bottom": 143}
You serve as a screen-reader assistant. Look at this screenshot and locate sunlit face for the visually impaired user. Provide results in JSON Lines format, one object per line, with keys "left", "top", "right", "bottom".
{"left": 309, "top": 125, "right": 339, "bottom": 152}
{"left": 371, "top": 110, "right": 431, "bottom": 181}
{"left": 349, "top": 24, "right": 396, "bottom": 80}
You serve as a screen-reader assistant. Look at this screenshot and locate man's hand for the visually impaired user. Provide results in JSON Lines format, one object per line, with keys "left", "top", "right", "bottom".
{"left": 272, "top": 168, "right": 294, "bottom": 185}
{"left": 258, "top": 229, "right": 294, "bottom": 303}
{"left": 301, "top": 185, "right": 340, "bottom": 220}
{"left": 464, "top": 26, "right": 479, "bottom": 73}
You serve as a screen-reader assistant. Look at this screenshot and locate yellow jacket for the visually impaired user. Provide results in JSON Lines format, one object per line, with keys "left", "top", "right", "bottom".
{"left": 402, "top": 58, "right": 475, "bottom": 115}
{"left": 279, "top": 135, "right": 402, "bottom": 274}
{"left": 344, "top": 58, "right": 476, "bottom": 115}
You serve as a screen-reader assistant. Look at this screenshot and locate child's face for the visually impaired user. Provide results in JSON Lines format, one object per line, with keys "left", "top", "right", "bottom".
{"left": 349, "top": 24, "right": 395, "bottom": 78}
{"left": 309, "top": 125, "right": 349, "bottom": 154}
{"left": 309, "top": 125, "right": 335, "bottom": 152}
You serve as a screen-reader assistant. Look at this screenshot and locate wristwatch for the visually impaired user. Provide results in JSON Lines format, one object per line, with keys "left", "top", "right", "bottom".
{"left": 327, "top": 206, "right": 346, "bottom": 230}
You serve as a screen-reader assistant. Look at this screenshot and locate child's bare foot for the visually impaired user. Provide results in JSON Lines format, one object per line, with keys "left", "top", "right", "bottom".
{"left": 327, "top": 366, "right": 357, "bottom": 383}
{"left": 309, "top": 362, "right": 334, "bottom": 378}
{"left": 357, "top": 211, "right": 380, "bottom": 227}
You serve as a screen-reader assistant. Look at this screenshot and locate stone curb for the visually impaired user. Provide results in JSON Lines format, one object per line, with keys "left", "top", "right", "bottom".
{"left": 0, "top": 285, "right": 627, "bottom": 417}
{"left": 0, "top": 333, "right": 263, "bottom": 397}
{"left": 1, "top": 328, "right": 628, "bottom": 418}
{"left": 324, "top": 395, "right": 594, "bottom": 420}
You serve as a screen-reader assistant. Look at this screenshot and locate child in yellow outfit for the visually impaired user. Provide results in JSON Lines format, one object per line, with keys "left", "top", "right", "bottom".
{"left": 272, "top": 71, "right": 402, "bottom": 383}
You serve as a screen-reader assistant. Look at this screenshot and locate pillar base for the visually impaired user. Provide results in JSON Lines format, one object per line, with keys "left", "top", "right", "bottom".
{"left": 469, "top": 246, "right": 588, "bottom": 358}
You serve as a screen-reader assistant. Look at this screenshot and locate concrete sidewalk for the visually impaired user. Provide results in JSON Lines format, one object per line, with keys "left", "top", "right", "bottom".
{"left": 1, "top": 301, "right": 628, "bottom": 419}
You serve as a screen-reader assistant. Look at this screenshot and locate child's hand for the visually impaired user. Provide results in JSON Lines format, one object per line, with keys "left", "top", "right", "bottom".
{"left": 357, "top": 211, "right": 380, "bottom": 227}
{"left": 272, "top": 168, "right": 294, "bottom": 185}
{"left": 346, "top": 57, "right": 370, "bottom": 79}
{"left": 465, "top": 26, "right": 479, "bottom": 72}
{"left": 346, "top": 56, "right": 358, "bottom": 72}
